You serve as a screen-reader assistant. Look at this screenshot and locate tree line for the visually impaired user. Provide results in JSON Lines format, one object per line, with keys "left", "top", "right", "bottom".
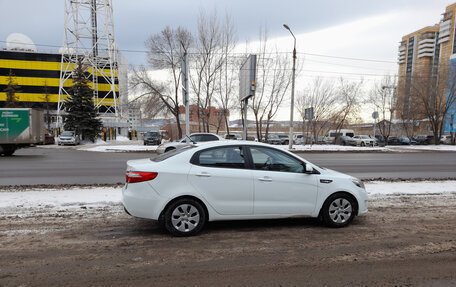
{"left": 129, "top": 9, "right": 456, "bottom": 144}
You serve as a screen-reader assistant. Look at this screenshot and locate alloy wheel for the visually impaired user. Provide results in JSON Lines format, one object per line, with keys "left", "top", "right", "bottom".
{"left": 171, "top": 204, "right": 200, "bottom": 232}
{"left": 328, "top": 198, "right": 353, "bottom": 224}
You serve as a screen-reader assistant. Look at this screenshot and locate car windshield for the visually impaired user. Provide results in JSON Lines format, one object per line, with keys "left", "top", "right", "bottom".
{"left": 152, "top": 145, "right": 195, "bottom": 162}
{"left": 269, "top": 135, "right": 279, "bottom": 139}
{"left": 61, "top": 131, "right": 74, "bottom": 136}
{"left": 146, "top": 132, "right": 158, "bottom": 137}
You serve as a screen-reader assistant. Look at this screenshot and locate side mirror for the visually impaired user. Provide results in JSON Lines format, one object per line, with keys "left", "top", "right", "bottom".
{"left": 305, "top": 164, "right": 313, "bottom": 173}
{"left": 304, "top": 163, "right": 313, "bottom": 174}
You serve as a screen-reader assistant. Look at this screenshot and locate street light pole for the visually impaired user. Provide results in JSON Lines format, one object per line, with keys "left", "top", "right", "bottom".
{"left": 284, "top": 24, "right": 296, "bottom": 150}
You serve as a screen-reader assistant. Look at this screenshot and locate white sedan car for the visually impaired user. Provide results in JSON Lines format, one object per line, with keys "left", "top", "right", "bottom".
{"left": 352, "top": 135, "right": 376, "bottom": 146}
{"left": 122, "top": 141, "right": 368, "bottom": 236}
{"left": 156, "top": 133, "right": 223, "bottom": 154}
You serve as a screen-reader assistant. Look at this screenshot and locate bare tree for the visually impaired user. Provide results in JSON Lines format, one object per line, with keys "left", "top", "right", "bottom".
{"left": 214, "top": 12, "right": 237, "bottom": 135}
{"left": 296, "top": 78, "right": 338, "bottom": 141}
{"left": 131, "top": 27, "right": 192, "bottom": 139}
{"left": 331, "top": 78, "right": 363, "bottom": 133}
{"left": 190, "top": 9, "right": 225, "bottom": 132}
{"left": 411, "top": 64, "right": 456, "bottom": 144}
{"left": 263, "top": 52, "right": 292, "bottom": 139}
{"left": 367, "top": 75, "right": 396, "bottom": 139}
{"left": 396, "top": 81, "right": 422, "bottom": 139}
{"left": 250, "top": 27, "right": 292, "bottom": 141}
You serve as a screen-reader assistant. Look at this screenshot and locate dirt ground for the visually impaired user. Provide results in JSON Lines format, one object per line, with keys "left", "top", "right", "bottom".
{"left": 1, "top": 193, "right": 456, "bottom": 287}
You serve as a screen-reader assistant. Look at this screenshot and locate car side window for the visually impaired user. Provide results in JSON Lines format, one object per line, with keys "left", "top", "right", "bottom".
{"left": 201, "top": 134, "right": 218, "bottom": 141}
{"left": 250, "top": 146, "right": 304, "bottom": 173}
{"left": 196, "top": 146, "right": 246, "bottom": 169}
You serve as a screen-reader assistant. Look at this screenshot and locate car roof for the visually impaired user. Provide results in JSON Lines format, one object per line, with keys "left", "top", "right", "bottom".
{"left": 192, "top": 140, "right": 283, "bottom": 150}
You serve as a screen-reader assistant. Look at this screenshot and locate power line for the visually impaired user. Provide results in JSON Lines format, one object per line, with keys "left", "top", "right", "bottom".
{"left": 0, "top": 40, "right": 397, "bottom": 64}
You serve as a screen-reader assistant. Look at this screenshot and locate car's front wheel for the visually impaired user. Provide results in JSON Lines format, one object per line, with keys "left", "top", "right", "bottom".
{"left": 321, "top": 193, "right": 356, "bottom": 228}
{"left": 164, "top": 198, "right": 206, "bottom": 236}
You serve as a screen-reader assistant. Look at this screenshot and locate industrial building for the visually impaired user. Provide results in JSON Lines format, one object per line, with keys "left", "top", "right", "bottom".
{"left": 0, "top": 49, "right": 119, "bottom": 112}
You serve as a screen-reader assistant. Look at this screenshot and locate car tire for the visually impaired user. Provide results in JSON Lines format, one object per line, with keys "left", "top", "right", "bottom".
{"left": 361, "top": 142, "right": 365, "bottom": 147}
{"left": 321, "top": 193, "right": 356, "bottom": 228}
{"left": 164, "top": 198, "right": 206, "bottom": 237}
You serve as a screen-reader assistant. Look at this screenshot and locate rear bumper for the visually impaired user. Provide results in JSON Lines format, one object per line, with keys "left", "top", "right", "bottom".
{"left": 122, "top": 183, "right": 162, "bottom": 220}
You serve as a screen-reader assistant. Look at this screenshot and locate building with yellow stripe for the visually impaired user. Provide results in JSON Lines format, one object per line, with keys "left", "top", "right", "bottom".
{"left": 0, "top": 49, "right": 120, "bottom": 113}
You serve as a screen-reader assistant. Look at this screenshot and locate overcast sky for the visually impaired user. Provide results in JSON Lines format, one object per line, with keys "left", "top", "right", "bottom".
{"left": 0, "top": 0, "right": 451, "bottom": 64}
{"left": 0, "top": 0, "right": 454, "bottom": 119}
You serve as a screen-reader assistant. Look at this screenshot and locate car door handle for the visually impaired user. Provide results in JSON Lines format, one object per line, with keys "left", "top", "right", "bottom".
{"left": 196, "top": 172, "right": 211, "bottom": 177}
{"left": 258, "top": 177, "right": 272, "bottom": 182}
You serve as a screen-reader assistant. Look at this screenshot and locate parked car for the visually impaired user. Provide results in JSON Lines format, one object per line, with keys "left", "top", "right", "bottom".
{"left": 224, "top": 134, "right": 242, "bottom": 140}
{"left": 387, "top": 136, "right": 410, "bottom": 145}
{"left": 58, "top": 131, "right": 80, "bottom": 146}
{"left": 324, "top": 129, "right": 355, "bottom": 144}
{"left": 293, "top": 134, "right": 303, "bottom": 145}
{"left": 352, "top": 135, "right": 376, "bottom": 146}
{"left": 264, "top": 134, "right": 281, "bottom": 145}
{"left": 122, "top": 141, "right": 368, "bottom": 236}
{"left": 412, "top": 135, "right": 427, "bottom": 145}
{"left": 412, "top": 135, "right": 434, "bottom": 145}
{"left": 374, "top": 135, "right": 386, "bottom": 147}
{"left": 440, "top": 135, "right": 452, "bottom": 144}
{"left": 315, "top": 136, "right": 326, "bottom": 144}
{"left": 424, "top": 135, "right": 435, "bottom": 145}
{"left": 336, "top": 136, "right": 357, "bottom": 146}
{"left": 156, "top": 133, "right": 223, "bottom": 154}
{"left": 277, "top": 135, "right": 290, "bottom": 145}
{"left": 143, "top": 131, "right": 161, "bottom": 146}
{"left": 43, "top": 132, "right": 55, "bottom": 145}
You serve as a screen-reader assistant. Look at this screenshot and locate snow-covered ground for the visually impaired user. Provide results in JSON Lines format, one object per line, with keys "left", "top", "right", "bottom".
{"left": 38, "top": 138, "right": 456, "bottom": 153}
{"left": 1, "top": 181, "right": 455, "bottom": 212}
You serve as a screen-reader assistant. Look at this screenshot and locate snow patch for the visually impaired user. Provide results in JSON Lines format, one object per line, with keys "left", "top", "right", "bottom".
{"left": 366, "top": 181, "right": 456, "bottom": 195}
{"left": 80, "top": 145, "right": 158, "bottom": 152}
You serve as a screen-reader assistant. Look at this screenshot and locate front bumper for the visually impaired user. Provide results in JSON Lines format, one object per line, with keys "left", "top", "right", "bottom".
{"left": 59, "top": 138, "right": 77, "bottom": 145}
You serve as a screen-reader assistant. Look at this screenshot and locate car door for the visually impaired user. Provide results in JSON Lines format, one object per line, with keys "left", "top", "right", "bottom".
{"left": 248, "top": 146, "right": 319, "bottom": 215}
{"left": 188, "top": 145, "right": 254, "bottom": 215}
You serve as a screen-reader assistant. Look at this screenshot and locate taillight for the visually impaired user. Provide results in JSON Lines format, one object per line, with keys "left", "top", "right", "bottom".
{"left": 126, "top": 171, "right": 158, "bottom": 183}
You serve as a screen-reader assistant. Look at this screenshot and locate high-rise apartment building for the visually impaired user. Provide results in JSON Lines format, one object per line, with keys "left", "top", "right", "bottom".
{"left": 396, "top": 3, "right": 456, "bottom": 133}
{"left": 397, "top": 25, "right": 440, "bottom": 115}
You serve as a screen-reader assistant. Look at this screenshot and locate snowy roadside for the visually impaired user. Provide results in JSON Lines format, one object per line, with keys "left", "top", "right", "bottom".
{"left": 37, "top": 140, "right": 456, "bottom": 153}
{"left": 1, "top": 181, "right": 456, "bottom": 215}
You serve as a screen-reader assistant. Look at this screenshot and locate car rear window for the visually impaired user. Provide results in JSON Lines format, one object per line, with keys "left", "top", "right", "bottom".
{"left": 152, "top": 146, "right": 195, "bottom": 162}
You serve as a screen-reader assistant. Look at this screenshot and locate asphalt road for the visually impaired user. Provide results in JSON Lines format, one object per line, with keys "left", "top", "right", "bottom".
{"left": 1, "top": 146, "right": 456, "bottom": 186}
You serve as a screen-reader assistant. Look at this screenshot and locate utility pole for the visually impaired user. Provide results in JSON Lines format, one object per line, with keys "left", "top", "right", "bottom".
{"left": 283, "top": 24, "right": 296, "bottom": 150}
{"left": 181, "top": 43, "right": 190, "bottom": 139}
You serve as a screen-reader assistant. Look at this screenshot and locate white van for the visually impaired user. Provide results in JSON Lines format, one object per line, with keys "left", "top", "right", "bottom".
{"left": 324, "top": 129, "right": 355, "bottom": 144}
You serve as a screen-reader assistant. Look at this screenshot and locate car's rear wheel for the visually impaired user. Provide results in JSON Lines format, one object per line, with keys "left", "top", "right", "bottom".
{"left": 164, "top": 198, "right": 206, "bottom": 236}
{"left": 321, "top": 193, "right": 356, "bottom": 228}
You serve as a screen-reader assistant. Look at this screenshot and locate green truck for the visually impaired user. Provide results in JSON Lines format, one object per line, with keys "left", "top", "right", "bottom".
{"left": 0, "top": 108, "right": 44, "bottom": 156}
